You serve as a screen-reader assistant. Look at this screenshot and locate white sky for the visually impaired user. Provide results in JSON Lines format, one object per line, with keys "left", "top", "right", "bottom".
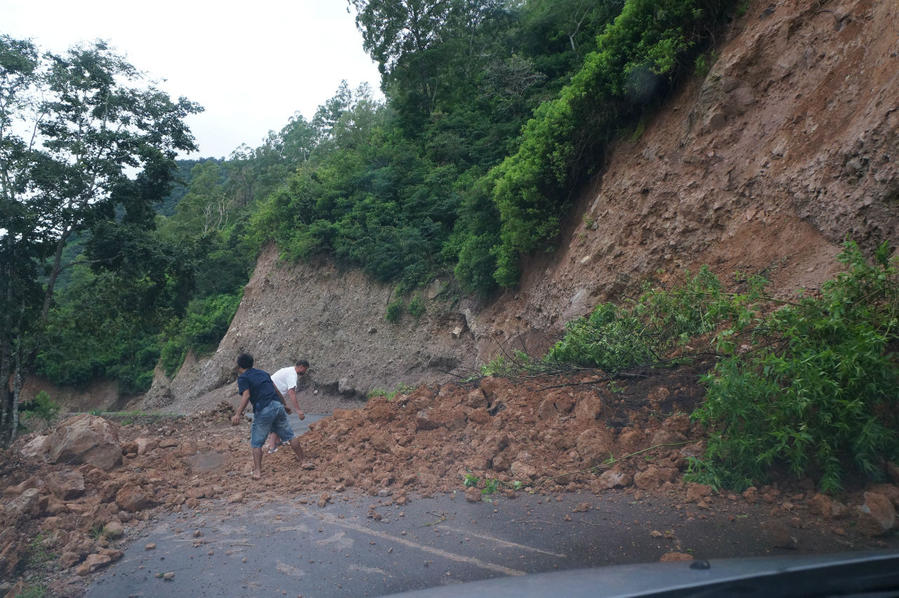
{"left": 2, "top": 0, "right": 383, "bottom": 158}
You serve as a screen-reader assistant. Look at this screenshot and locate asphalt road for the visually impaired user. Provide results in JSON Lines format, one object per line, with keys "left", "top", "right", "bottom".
{"left": 82, "top": 482, "right": 881, "bottom": 598}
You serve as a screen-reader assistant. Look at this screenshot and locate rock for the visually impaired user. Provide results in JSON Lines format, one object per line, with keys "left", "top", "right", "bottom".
{"left": 742, "top": 486, "right": 758, "bottom": 503}
{"left": 59, "top": 551, "right": 82, "bottom": 569}
{"left": 573, "top": 396, "right": 603, "bottom": 422}
{"left": 634, "top": 466, "right": 678, "bottom": 490}
{"left": 162, "top": 571, "right": 175, "bottom": 581}
{"left": 867, "top": 484, "right": 899, "bottom": 507}
{"left": 75, "top": 552, "right": 113, "bottom": 576}
{"left": 46, "top": 414, "right": 122, "bottom": 471}
{"left": 659, "top": 552, "right": 693, "bottom": 562}
{"left": 510, "top": 461, "right": 538, "bottom": 480}
{"left": 686, "top": 483, "right": 712, "bottom": 503}
{"left": 464, "top": 487, "right": 482, "bottom": 502}
{"left": 857, "top": 492, "right": 896, "bottom": 536}
{"left": 46, "top": 470, "right": 86, "bottom": 500}
{"left": 463, "top": 389, "right": 488, "bottom": 409}
{"left": 576, "top": 428, "right": 615, "bottom": 466}
{"left": 102, "top": 520, "right": 124, "bottom": 539}
{"left": 135, "top": 437, "right": 158, "bottom": 455}
{"left": 19, "top": 435, "right": 51, "bottom": 460}
{"left": 2, "top": 476, "right": 43, "bottom": 498}
{"left": 4, "top": 488, "right": 42, "bottom": 520}
{"left": 597, "top": 469, "right": 633, "bottom": 490}
{"left": 318, "top": 493, "right": 332, "bottom": 508}
{"left": 114, "top": 485, "right": 155, "bottom": 512}
{"left": 145, "top": 543, "right": 156, "bottom": 550}
{"left": 158, "top": 438, "right": 178, "bottom": 449}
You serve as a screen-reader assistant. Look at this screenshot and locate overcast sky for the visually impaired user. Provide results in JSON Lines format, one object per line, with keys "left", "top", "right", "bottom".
{"left": 2, "top": 0, "right": 383, "bottom": 158}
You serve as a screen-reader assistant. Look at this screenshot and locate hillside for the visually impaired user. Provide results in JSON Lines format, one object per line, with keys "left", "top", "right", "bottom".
{"left": 141, "top": 0, "right": 898, "bottom": 411}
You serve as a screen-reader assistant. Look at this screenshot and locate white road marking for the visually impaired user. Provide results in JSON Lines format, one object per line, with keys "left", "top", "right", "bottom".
{"left": 317, "top": 513, "right": 526, "bottom": 577}
{"left": 436, "top": 525, "right": 566, "bottom": 558}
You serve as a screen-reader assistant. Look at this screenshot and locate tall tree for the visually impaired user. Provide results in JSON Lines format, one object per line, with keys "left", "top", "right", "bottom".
{"left": 0, "top": 36, "right": 201, "bottom": 444}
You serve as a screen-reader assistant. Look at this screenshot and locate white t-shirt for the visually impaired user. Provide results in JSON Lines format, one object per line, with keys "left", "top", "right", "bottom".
{"left": 270, "top": 366, "right": 298, "bottom": 396}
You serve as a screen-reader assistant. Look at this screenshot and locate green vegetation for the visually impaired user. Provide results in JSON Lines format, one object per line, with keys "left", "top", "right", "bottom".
{"left": 21, "top": 392, "right": 60, "bottom": 429}
{"left": 544, "top": 242, "right": 898, "bottom": 492}
{"left": 693, "top": 243, "right": 898, "bottom": 492}
{"left": 368, "top": 383, "right": 414, "bottom": 400}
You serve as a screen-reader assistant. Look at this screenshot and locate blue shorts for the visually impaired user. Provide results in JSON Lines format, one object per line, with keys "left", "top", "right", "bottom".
{"left": 250, "top": 402, "right": 295, "bottom": 448}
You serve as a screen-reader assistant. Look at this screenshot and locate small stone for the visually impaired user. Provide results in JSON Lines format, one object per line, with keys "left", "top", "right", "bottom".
{"left": 145, "top": 543, "right": 156, "bottom": 550}
{"left": 162, "top": 572, "right": 175, "bottom": 581}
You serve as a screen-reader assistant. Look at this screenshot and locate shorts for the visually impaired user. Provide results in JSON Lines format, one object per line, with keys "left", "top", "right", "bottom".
{"left": 250, "top": 402, "right": 295, "bottom": 448}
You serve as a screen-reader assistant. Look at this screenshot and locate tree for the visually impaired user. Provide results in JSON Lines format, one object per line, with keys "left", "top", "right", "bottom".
{"left": 0, "top": 36, "right": 201, "bottom": 444}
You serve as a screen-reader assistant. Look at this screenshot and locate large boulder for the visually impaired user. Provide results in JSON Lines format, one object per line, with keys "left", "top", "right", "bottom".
{"left": 46, "top": 414, "right": 122, "bottom": 471}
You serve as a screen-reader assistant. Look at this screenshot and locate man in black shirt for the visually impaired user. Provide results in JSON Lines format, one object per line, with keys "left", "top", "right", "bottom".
{"left": 232, "top": 353, "right": 305, "bottom": 478}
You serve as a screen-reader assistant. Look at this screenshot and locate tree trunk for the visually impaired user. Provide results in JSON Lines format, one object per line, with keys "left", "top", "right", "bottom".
{"left": 40, "top": 226, "right": 72, "bottom": 326}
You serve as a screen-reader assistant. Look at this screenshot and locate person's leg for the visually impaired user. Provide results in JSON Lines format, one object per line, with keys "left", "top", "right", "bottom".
{"left": 250, "top": 404, "right": 277, "bottom": 477}
{"left": 265, "top": 432, "right": 279, "bottom": 453}
{"left": 288, "top": 436, "right": 304, "bottom": 461}
{"left": 270, "top": 404, "right": 302, "bottom": 462}
{"left": 252, "top": 447, "right": 264, "bottom": 479}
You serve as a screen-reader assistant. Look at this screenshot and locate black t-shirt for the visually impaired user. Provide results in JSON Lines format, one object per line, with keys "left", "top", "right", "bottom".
{"left": 237, "top": 368, "right": 279, "bottom": 413}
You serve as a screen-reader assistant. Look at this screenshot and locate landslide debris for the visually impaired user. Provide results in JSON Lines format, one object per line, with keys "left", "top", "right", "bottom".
{"left": 2, "top": 370, "right": 898, "bottom": 596}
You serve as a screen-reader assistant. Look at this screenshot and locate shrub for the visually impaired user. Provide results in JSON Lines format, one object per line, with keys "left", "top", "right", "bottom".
{"left": 546, "top": 266, "right": 757, "bottom": 372}
{"left": 160, "top": 292, "right": 242, "bottom": 376}
{"left": 385, "top": 299, "right": 404, "bottom": 323}
{"left": 693, "top": 242, "right": 899, "bottom": 492}
{"left": 408, "top": 294, "right": 426, "bottom": 318}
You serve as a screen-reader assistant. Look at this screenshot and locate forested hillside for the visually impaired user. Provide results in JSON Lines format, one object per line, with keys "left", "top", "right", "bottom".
{"left": 26, "top": 0, "right": 737, "bottom": 396}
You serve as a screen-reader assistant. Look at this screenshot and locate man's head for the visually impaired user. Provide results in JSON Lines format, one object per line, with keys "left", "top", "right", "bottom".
{"left": 237, "top": 353, "right": 254, "bottom": 372}
{"left": 295, "top": 359, "right": 309, "bottom": 375}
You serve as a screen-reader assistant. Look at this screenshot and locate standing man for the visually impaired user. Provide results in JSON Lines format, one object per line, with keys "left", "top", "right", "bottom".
{"left": 264, "top": 359, "right": 309, "bottom": 453}
{"left": 272, "top": 359, "right": 309, "bottom": 418}
{"left": 232, "top": 353, "right": 304, "bottom": 479}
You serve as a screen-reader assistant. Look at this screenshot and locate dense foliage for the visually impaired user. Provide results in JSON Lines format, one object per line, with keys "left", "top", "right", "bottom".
{"left": 545, "top": 243, "right": 899, "bottom": 491}
{"left": 1, "top": 36, "right": 200, "bottom": 442}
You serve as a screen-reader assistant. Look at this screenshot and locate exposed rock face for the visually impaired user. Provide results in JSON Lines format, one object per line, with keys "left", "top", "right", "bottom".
{"left": 143, "top": 0, "right": 897, "bottom": 413}
{"left": 46, "top": 414, "right": 122, "bottom": 471}
{"left": 144, "top": 251, "right": 481, "bottom": 412}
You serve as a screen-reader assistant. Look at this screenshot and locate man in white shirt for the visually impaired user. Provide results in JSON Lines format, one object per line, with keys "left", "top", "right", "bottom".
{"left": 265, "top": 360, "right": 309, "bottom": 452}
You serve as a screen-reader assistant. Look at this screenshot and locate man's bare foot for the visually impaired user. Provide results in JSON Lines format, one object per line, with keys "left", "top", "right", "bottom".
{"left": 251, "top": 471, "right": 262, "bottom": 480}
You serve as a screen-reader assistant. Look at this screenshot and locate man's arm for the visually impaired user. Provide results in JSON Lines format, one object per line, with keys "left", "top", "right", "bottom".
{"left": 288, "top": 388, "right": 304, "bottom": 420}
{"left": 231, "top": 389, "right": 251, "bottom": 425}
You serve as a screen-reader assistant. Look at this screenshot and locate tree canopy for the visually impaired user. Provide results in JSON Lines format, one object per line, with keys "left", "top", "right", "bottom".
{"left": 0, "top": 35, "right": 201, "bottom": 443}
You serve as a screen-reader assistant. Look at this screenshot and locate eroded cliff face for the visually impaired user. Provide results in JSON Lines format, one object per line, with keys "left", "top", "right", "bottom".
{"left": 142, "top": 250, "right": 483, "bottom": 412}
{"left": 144, "top": 0, "right": 898, "bottom": 412}
{"left": 477, "top": 0, "right": 898, "bottom": 356}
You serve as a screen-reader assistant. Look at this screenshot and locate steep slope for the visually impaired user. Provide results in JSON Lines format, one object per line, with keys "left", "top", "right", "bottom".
{"left": 144, "top": 0, "right": 898, "bottom": 411}
{"left": 478, "top": 0, "right": 898, "bottom": 356}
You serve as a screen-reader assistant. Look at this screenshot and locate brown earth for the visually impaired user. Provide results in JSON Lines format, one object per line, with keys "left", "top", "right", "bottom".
{"left": 3, "top": 369, "right": 898, "bottom": 595}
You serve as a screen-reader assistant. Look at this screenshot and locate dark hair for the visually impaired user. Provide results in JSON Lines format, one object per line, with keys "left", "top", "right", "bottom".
{"left": 296, "top": 359, "right": 309, "bottom": 368}
{"left": 237, "top": 353, "right": 254, "bottom": 369}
